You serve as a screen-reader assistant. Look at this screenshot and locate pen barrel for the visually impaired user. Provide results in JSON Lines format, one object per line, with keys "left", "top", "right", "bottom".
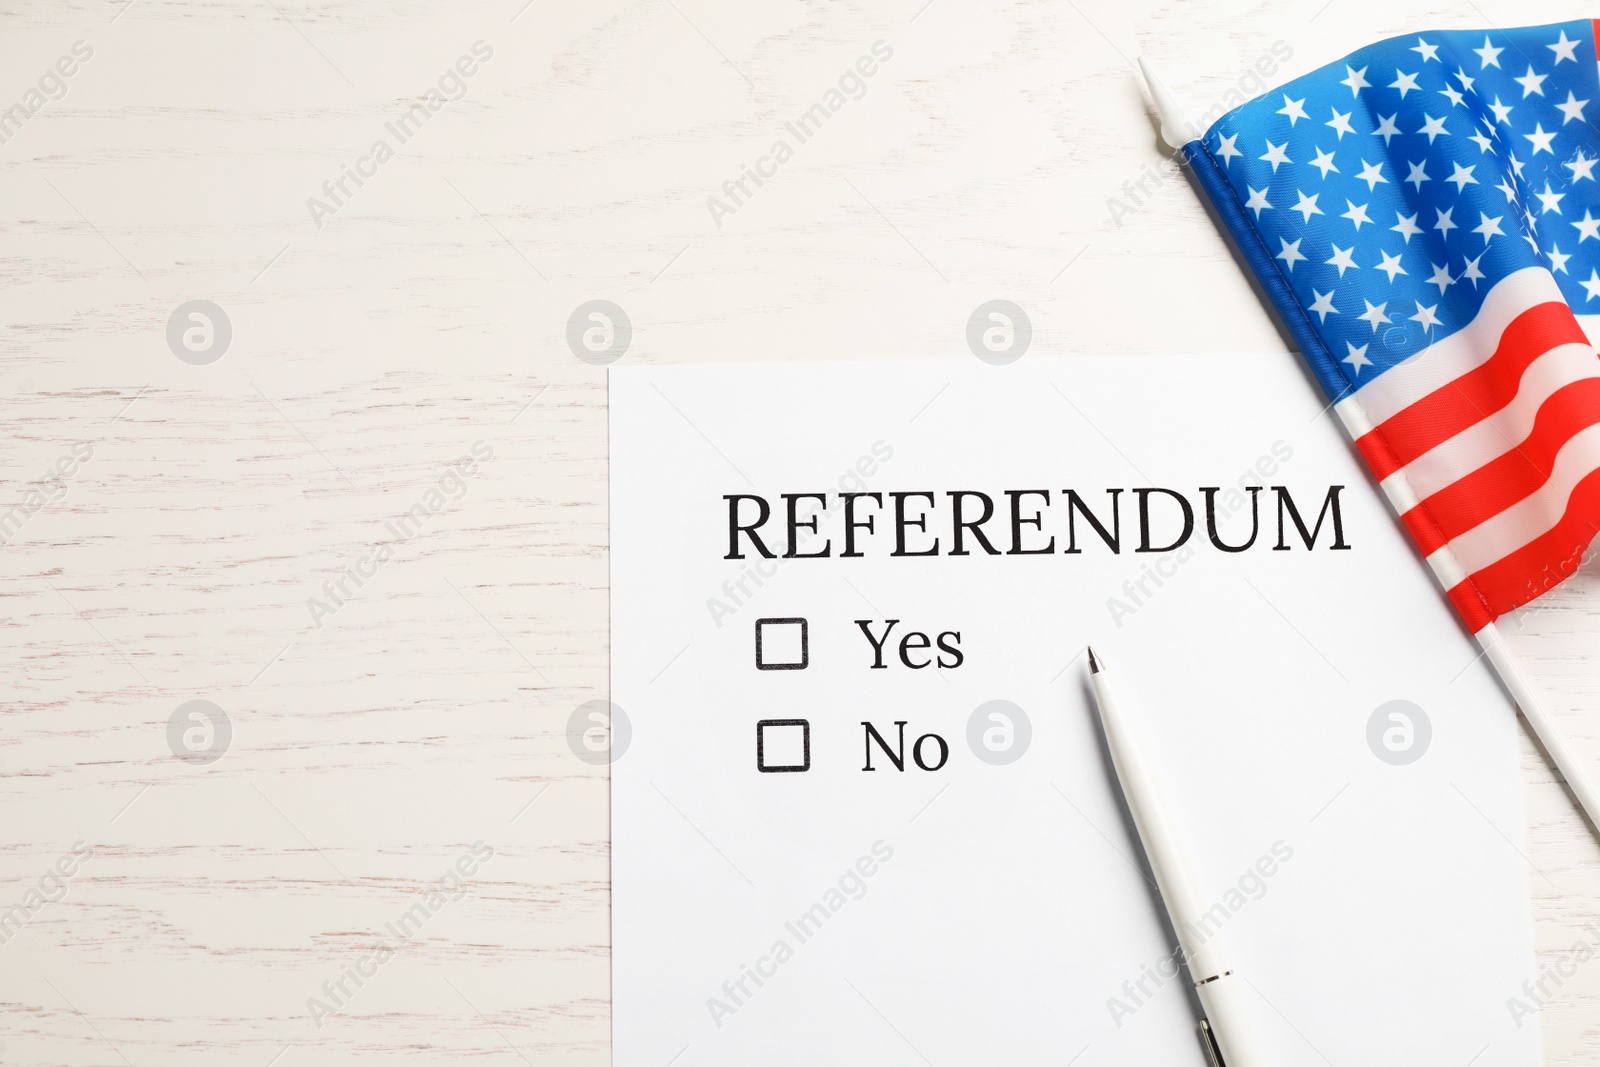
{"left": 1182, "top": 938, "right": 1230, "bottom": 994}
{"left": 1194, "top": 973, "right": 1270, "bottom": 1067}
{"left": 1090, "top": 665, "right": 1265, "bottom": 1063}
{"left": 1088, "top": 672, "right": 1213, "bottom": 954}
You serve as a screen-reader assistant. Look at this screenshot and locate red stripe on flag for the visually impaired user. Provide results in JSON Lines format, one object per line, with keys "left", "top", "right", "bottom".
{"left": 1446, "top": 580, "right": 1496, "bottom": 633}
{"left": 1593, "top": 19, "right": 1600, "bottom": 61}
{"left": 1401, "top": 505, "right": 1447, "bottom": 557}
{"left": 1402, "top": 377, "right": 1600, "bottom": 545}
{"left": 1355, "top": 302, "right": 1586, "bottom": 479}
{"left": 1346, "top": 270, "right": 1600, "bottom": 628}
{"left": 1354, "top": 430, "right": 1403, "bottom": 484}
{"left": 1456, "top": 466, "right": 1600, "bottom": 617}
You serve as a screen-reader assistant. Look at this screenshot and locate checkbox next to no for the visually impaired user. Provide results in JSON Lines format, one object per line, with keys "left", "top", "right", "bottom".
{"left": 756, "top": 719, "right": 810, "bottom": 773}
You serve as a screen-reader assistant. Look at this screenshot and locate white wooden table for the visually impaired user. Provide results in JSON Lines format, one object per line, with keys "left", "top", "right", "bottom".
{"left": 2, "top": 0, "right": 1597, "bottom": 1062}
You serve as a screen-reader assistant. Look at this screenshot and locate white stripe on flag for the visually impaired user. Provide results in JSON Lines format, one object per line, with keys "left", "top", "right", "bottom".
{"left": 1332, "top": 394, "right": 1370, "bottom": 438}
{"left": 1437, "top": 422, "right": 1600, "bottom": 574}
{"left": 1574, "top": 314, "right": 1600, "bottom": 347}
{"left": 1424, "top": 543, "right": 1468, "bottom": 589}
{"left": 1351, "top": 266, "right": 1563, "bottom": 424}
{"left": 1377, "top": 341, "right": 1600, "bottom": 502}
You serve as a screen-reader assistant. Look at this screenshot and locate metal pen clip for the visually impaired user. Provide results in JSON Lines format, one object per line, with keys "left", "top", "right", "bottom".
{"left": 1200, "top": 1019, "right": 1226, "bottom": 1067}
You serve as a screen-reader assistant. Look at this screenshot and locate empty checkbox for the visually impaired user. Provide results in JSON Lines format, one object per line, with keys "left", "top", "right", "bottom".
{"left": 755, "top": 617, "right": 808, "bottom": 670}
{"left": 756, "top": 719, "right": 810, "bottom": 773}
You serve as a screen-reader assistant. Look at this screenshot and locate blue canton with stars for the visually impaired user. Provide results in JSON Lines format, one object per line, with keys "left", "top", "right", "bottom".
{"left": 1200, "top": 19, "right": 1600, "bottom": 398}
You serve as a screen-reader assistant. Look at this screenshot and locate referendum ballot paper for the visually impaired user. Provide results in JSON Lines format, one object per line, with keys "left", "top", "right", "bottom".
{"left": 609, "top": 355, "right": 1539, "bottom": 1066}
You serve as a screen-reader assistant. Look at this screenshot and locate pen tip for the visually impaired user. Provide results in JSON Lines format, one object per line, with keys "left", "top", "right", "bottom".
{"left": 1087, "top": 647, "right": 1102, "bottom": 674}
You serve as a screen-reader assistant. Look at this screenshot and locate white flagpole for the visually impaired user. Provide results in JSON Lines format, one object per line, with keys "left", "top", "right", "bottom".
{"left": 1478, "top": 621, "right": 1600, "bottom": 831}
{"left": 1141, "top": 58, "right": 1600, "bottom": 835}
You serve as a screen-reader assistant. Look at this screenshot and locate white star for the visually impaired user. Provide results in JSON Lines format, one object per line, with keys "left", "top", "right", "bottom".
{"left": 1411, "top": 302, "right": 1442, "bottom": 330}
{"left": 1549, "top": 29, "right": 1581, "bottom": 64}
{"left": 1454, "top": 66, "right": 1476, "bottom": 92}
{"left": 1582, "top": 269, "right": 1600, "bottom": 301}
{"left": 1434, "top": 206, "right": 1458, "bottom": 236}
{"left": 1390, "top": 70, "right": 1421, "bottom": 97}
{"left": 1461, "top": 252, "right": 1487, "bottom": 288}
{"left": 1341, "top": 64, "right": 1370, "bottom": 96}
{"left": 1244, "top": 186, "right": 1272, "bottom": 218}
{"left": 1417, "top": 114, "right": 1450, "bottom": 143}
{"left": 1376, "top": 249, "right": 1408, "bottom": 281}
{"left": 1276, "top": 237, "right": 1306, "bottom": 270}
{"left": 1278, "top": 94, "right": 1309, "bottom": 125}
{"left": 1474, "top": 212, "right": 1505, "bottom": 242}
{"left": 1547, "top": 244, "right": 1572, "bottom": 274}
{"left": 1439, "top": 84, "right": 1466, "bottom": 107}
{"left": 1495, "top": 177, "right": 1519, "bottom": 203}
{"left": 1572, "top": 209, "right": 1600, "bottom": 242}
{"left": 1446, "top": 162, "right": 1478, "bottom": 191}
{"left": 1566, "top": 151, "right": 1598, "bottom": 182}
{"left": 1341, "top": 200, "right": 1373, "bottom": 229}
{"left": 1344, "top": 341, "right": 1373, "bottom": 373}
{"left": 1358, "top": 300, "right": 1392, "bottom": 332}
{"left": 1426, "top": 262, "right": 1455, "bottom": 293}
{"left": 1476, "top": 37, "right": 1504, "bottom": 69}
{"left": 1308, "top": 289, "right": 1339, "bottom": 322}
{"left": 1509, "top": 151, "right": 1527, "bottom": 178}
{"left": 1326, "top": 108, "right": 1355, "bottom": 140}
{"left": 1535, "top": 182, "right": 1566, "bottom": 215}
{"left": 1309, "top": 146, "right": 1339, "bottom": 178}
{"left": 1468, "top": 128, "right": 1496, "bottom": 153}
{"left": 1515, "top": 66, "right": 1548, "bottom": 98}
{"left": 1215, "top": 131, "right": 1241, "bottom": 165}
{"left": 1557, "top": 91, "right": 1589, "bottom": 124}
{"left": 1291, "top": 190, "right": 1324, "bottom": 222}
{"left": 1488, "top": 96, "right": 1514, "bottom": 124}
{"left": 1525, "top": 123, "right": 1557, "bottom": 155}
{"left": 1261, "top": 140, "right": 1291, "bottom": 171}
{"left": 1392, "top": 212, "right": 1423, "bottom": 242}
{"left": 1372, "top": 114, "right": 1401, "bottom": 147}
{"left": 1404, "top": 160, "right": 1430, "bottom": 189}
{"left": 1411, "top": 37, "right": 1440, "bottom": 63}
{"left": 1326, "top": 244, "right": 1359, "bottom": 275}
{"left": 1355, "top": 160, "right": 1387, "bottom": 190}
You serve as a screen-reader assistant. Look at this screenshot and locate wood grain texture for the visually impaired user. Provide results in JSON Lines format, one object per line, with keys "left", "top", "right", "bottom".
{"left": 0, "top": 0, "right": 1596, "bottom": 1062}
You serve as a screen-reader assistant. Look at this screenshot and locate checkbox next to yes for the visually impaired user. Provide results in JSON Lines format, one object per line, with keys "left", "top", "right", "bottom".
{"left": 754, "top": 617, "right": 807, "bottom": 670}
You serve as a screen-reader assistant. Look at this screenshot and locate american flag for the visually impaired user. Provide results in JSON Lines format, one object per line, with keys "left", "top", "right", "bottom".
{"left": 1192, "top": 19, "right": 1600, "bottom": 631}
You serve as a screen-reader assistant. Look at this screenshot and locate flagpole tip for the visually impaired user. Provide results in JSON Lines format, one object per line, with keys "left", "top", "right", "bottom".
{"left": 1137, "top": 57, "right": 1198, "bottom": 151}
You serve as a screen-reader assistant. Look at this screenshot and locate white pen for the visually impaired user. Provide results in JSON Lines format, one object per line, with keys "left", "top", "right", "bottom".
{"left": 1086, "top": 647, "right": 1268, "bottom": 1067}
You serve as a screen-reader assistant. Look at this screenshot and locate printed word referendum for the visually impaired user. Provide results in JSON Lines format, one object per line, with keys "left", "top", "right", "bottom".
{"left": 724, "top": 485, "right": 1352, "bottom": 559}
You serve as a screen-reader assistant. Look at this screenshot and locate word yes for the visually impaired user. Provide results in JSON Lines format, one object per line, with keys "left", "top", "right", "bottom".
{"left": 856, "top": 619, "right": 963, "bottom": 670}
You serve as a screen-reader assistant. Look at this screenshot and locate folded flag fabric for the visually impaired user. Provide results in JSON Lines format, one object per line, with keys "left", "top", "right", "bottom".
{"left": 1184, "top": 19, "right": 1600, "bottom": 631}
